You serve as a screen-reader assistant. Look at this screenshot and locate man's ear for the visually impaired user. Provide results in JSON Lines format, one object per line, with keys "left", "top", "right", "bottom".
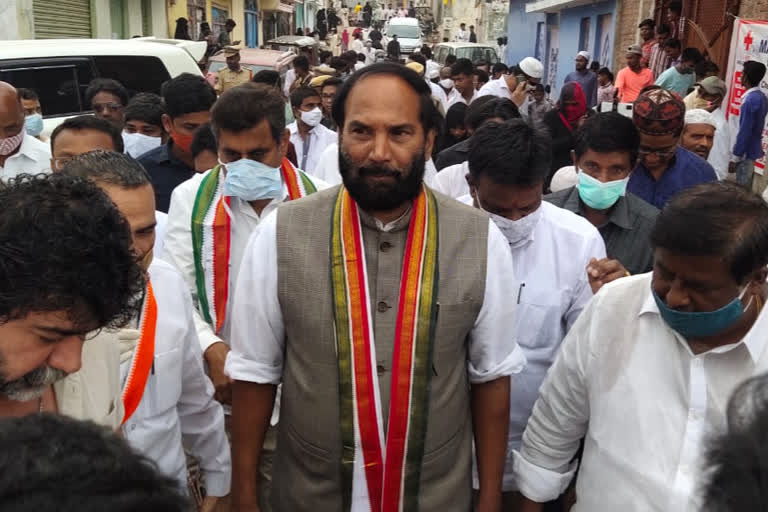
{"left": 424, "top": 128, "right": 436, "bottom": 160}
{"left": 280, "top": 128, "right": 291, "bottom": 157}
{"left": 161, "top": 114, "right": 173, "bottom": 134}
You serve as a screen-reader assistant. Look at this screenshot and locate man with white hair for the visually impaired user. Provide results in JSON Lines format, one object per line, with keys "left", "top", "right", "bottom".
{"left": 478, "top": 57, "right": 543, "bottom": 117}
{"left": 681, "top": 108, "right": 716, "bottom": 161}
{"left": 564, "top": 51, "right": 598, "bottom": 108}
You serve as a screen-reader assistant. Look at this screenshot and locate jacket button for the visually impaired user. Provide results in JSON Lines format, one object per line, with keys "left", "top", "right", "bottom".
{"left": 377, "top": 301, "right": 389, "bottom": 312}
{"left": 376, "top": 364, "right": 386, "bottom": 376}
{"left": 380, "top": 241, "right": 392, "bottom": 252}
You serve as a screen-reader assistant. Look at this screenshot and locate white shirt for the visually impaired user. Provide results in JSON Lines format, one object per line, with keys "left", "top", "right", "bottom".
{"left": 428, "top": 161, "right": 469, "bottom": 198}
{"left": 459, "top": 198, "right": 605, "bottom": 490}
{"left": 283, "top": 68, "right": 297, "bottom": 97}
{"left": 121, "top": 259, "right": 231, "bottom": 496}
{"left": 154, "top": 210, "right": 168, "bottom": 260}
{"left": 164, "top": 167, "right": 329, "bottom": 353}
{"left": 426, "top": 59, "right": 441, "bottom": 79}
{"left": 428, "top": 80, "right": 449, "bottom": 113}
{"left": 455, "top": 29, "right": 469, "bottom": 42}
{"left": 513, "top": 273, "right": 768, "bottom": 511}
{"left": 478, "top": 76, "right": 512, "bottom": 100}
{"left": 0, "top": 132, "right": 51, "bottom": 180}
{"left": 350, "top": 38, "right": 365, "bottom": 53}
{"left": 312, "top": 142, "right": 438, "bottom": 186}
{"left": 225, "top": 210, "right": 527, "bottom": 386}
{"left": 447, "top": 87, "right": 479, "bottom": 108}
{"left": 362, "top": 47, "right": 376, "bottom": 64}
{"left": 708, "top": 107, "right": 730, "bottom": 180}
{"left": 288, "top": 121, "right": 338, "bottom": 176}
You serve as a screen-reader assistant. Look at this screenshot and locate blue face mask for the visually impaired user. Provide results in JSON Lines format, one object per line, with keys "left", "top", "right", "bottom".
{"left": 221, "top": 158, "right": 283, "bottom": 201}
{"left": 24, "top": 113, "right": 43, "bottom": 137}
{"left": 652, "top": 286, "right": 751, "bottom": 339}
{"left": 577, "top": 169, "right": 629, "bottom": 210}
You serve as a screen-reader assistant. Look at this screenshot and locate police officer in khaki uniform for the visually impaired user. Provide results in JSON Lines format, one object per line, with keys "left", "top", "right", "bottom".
{"left": 214, "top": 47, "right": 252, "bottom": 94}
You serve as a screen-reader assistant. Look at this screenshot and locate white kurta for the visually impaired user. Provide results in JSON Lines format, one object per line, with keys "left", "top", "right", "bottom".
{"left": 288, "top": 121, "right": 338, "bottom": 176}
{"left": 163, "top": 168, "right": 328, "bottom": 353}
{"left": 708, "top": 107, "right": 730, "bottom": 180}
{"left": 225, "top": 210, "right": 527, "bottom": 386}
{"left": 446, "top": 88, "right": 479, "bottom": 108}
{"left": 513, "top": 273, "right": 768, "bottom": 511}
{"left": 121, "top": 258, "right": 231, "bottom": 496}
{"left": 0, "top": 132, "right": 51, "bottom": 180}
{"left": 428, "top": 161, "right": 469, "bottom": 198}
{"left": 458, "top": 198, "right": 605, "bottom": 490}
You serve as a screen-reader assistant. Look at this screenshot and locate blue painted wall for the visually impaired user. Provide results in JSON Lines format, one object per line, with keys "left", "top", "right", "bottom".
{"left": 505, "top": 0, "right": 545, "bottom": 66}
{"left": 554, "top": 1, "right": 617, "bottom": 95}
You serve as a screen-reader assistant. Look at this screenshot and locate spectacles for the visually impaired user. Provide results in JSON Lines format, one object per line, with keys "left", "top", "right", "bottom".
{"left": 51, "top": 156, "right": 73, "bottom": 171}
{"left": 638, "top": 147, "right": 676, "bottom": 159}
{"left": 92, "top": 103, "right": 123, "bottom": 113}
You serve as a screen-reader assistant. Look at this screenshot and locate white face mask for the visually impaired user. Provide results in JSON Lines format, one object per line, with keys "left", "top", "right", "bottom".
{"left": 439, "top": 78, "right": 454, "bottom": 90}
{"left": 300, "top": 107, "right": 324, "bottom": 127}
{"left": 478, "top": 198, "right": 542, "bottom": 248}
{"left": 123, "top": 132, "right": 162, "bottom": 158}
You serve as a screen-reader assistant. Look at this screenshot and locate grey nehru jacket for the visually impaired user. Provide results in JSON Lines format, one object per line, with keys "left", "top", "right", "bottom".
{"left": 545, "top": 186, "right": 659, "bottom": 275}
{"left": 272, "top": 185, "right": 489, "bottom": 511}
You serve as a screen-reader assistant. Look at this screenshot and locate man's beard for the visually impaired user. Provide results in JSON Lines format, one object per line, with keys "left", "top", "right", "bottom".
{"left": 338, "top": 144, "right": 426, "bottom": 211}
{"left": 0, "top": 365, "right": 69, "bottom": 402}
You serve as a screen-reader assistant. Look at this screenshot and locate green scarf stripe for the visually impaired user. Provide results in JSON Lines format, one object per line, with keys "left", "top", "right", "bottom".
{"left": 298, "top": 170, "right": 318, "bottom": 194}
{"left": 329, "top": 188, "right": 355, "bottom": 511}
{"left": 403, "top": 189, "right": 440, "bottom": 511}
{"left": 190, "top": 166, "right": 222, "bottom": 326}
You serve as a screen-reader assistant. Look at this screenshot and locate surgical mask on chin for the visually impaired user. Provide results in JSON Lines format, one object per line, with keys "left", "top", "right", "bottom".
{"left": 123, "top": 132, "right": 162, "bottom": 158}
{"left": 653, "top": 285, "right": 752, "bottom": 339}
{"left": 0, "top": 130, "right": 24, "bottom": 156}
{"left": 24, "top": 113, "right": 44, "bottom": 137}
{"left": 221, "top": 158, "right": 284, "bottom": 201}
{"left": 577, "top": 169, "right": 629, "bottom": 210}
{"left": 300, "top": 107, "right": 323, "bottom": 127}
{"left": 439, "top": 78, "right": 454, "bottom": 90}
{"left": 478, "top": 198, "right": 542, "bottom": 248}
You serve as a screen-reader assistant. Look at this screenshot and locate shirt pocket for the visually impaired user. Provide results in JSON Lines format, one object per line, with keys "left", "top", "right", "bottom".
{"left": 149, "top": 348, "right": 182, "bottom": 413}
{"left": 516, "top": 287, "right": 564, "bottom": 356}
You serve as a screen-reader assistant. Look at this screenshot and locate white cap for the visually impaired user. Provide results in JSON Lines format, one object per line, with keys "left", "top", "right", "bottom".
{"left": 577, "top": 51, "right": 591, "bottom": 61}
{"left": 684, "top": 108, "right": 717, "bottom": 128}
{"left": 519, "top": 57, "right": 544, "bottom": 79}
{"left": 427, "top": 67, "right": 440, "bottom": 80}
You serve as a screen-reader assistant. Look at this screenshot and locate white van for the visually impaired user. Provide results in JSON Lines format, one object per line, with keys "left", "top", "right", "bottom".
{"left": 384, "top": 17, "right": 423, "bottom": 55}
{"left": 0, "top": 38, "right": 205, "bottom": 135}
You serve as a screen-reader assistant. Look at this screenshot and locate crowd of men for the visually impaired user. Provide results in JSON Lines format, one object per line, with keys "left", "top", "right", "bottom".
{"left": 1, "top": 11, "right": 768, "bottom": 511}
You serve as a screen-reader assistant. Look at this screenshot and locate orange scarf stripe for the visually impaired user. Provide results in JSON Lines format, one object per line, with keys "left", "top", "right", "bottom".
{"left": 382, "top": 191, "right": 428, "bottom": 507}
{"left": 281, "top": 159, "right": 302, "bottom": 200}
{"left": 212, "top": 196, "right": 231, "bottom": 334}
{"left": 342, "top": 193, "right": 385, "bottom": 507}
{"left": 122, "top": 282, "right": 158, "bottom": 425}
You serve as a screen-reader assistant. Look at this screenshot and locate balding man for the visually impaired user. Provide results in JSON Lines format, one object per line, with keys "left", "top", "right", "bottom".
{"left": 0, "top": 81, "right": 51, "bottom": 179}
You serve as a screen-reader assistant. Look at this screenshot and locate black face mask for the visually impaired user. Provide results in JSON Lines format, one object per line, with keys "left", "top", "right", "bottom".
{"left": 338, "top": 143, "right": 426, "bottom": 211}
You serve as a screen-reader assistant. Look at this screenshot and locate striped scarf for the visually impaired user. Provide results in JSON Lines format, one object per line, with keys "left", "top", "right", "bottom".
{"left": 330, "top": 185, "right": 439, "bottom": 511}
{"left": 191, "top": 158, "right": 317, "bottom": 333}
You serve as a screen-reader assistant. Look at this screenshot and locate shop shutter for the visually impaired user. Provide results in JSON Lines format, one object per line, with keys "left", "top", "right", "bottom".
{"left": 34, "top": 0, "right": 92, "bottom": 39}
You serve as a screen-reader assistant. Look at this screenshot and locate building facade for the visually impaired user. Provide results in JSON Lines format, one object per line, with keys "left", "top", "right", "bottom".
{"left": 0, "top": 0, "right": 168, "bottom": 40}
{"left": 506, "top": 0, "right": 616, "bottom": 98}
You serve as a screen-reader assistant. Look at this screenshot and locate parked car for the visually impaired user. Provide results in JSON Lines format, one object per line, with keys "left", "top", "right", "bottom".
{"left": 205, "top": 48, "right": 295, "bottom": 89}
{"left": 266, "top": 35, "right": 320, "bottom": 66}
{"left": 383, "top": 17, "right": 423, "bottom": 55}
{"left": 0, "top": 38, "right": 204, "bottom": 136}
{"left": 433, "top": 42, "right": 499, "bottom": 65}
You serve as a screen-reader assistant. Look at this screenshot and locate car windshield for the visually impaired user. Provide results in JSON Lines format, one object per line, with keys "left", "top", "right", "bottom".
{"left": 208, "top": 62, "right": 272, "bottom": 74}
{"left": 456, "top": 47, "right": 499, "bottom": 64}
{"left": 388, "top": 25, "right": 421, "bottom": 39}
